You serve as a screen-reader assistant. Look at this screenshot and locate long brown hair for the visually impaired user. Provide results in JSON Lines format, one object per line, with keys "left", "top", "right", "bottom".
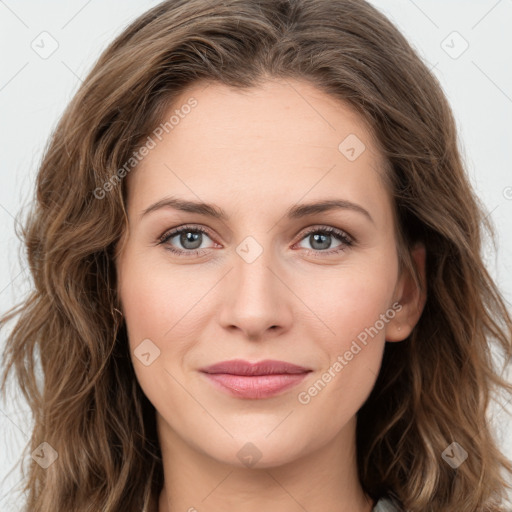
{"left": 1, "top": 0, "right": 511, "bottom": 510}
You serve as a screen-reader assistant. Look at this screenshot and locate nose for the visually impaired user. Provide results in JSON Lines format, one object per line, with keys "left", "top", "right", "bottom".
{"left": 217, "top": 243, "right": 293, "bottom": 341}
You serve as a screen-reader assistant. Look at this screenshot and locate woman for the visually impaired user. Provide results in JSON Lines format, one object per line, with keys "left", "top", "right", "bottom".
{"left": 1, "top": 0, "right": 511, "bottom": 511}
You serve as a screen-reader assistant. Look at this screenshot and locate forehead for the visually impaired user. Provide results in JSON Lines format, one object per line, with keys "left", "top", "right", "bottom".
{"left": 127, "top": 78, "right": 391, "bottom": 220}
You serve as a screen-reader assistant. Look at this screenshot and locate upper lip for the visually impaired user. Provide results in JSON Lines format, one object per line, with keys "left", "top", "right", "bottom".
{"left": 200, "top": 359, "right": 312, "bottom": 376}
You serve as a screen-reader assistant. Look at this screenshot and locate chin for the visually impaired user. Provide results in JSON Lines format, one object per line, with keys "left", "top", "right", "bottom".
{"left": 195, "top": 433, "right": 310, "bottom": 470}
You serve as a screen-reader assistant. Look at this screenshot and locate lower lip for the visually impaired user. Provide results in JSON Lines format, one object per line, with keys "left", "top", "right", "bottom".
{"left": 201, "top": 372, "right": 309, "bottom": 399}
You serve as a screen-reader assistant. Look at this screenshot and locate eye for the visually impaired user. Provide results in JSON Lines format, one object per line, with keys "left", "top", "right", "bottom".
{"left": 158, "top": 224, "right": 354, "bottom": 258}
{"left": 158, "top": 224, "right": 217, "bottom": 257}
{"left": 294, "top": 226, "right": 353, "bottom": 256}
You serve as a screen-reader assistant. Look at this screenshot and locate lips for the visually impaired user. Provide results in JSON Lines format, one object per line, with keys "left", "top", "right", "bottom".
{"left": 200, "top": 359, "right": 311, "bottom": 376}
{"left": 199, "top": 359, "right": 312, "bottom": 399}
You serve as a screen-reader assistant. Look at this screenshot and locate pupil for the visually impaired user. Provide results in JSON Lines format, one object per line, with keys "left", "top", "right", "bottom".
{"left": 181, "top": 231, "right": 202, "bottom": 249}
{"left": 312, "top": 233, "right": 330, "bottom": 250}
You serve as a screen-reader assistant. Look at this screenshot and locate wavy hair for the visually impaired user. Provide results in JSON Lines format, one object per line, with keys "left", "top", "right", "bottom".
{"left": 1, "top": 0, "right": 511, "bottom": 510}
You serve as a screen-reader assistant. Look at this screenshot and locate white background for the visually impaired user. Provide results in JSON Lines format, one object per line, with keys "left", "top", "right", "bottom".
{"left": 1, "top": 0, "right": 511, "bottom": 509}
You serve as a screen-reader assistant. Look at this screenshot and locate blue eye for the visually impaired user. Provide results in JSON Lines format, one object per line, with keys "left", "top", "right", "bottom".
{"left": 296, "top": 226, "right": 353, "bottom": 256}
{"left": 158, "top": 224, "right": 353, "bottom": 258}
{"left": 158, "top": 225, "right": 215, "bottom": 257}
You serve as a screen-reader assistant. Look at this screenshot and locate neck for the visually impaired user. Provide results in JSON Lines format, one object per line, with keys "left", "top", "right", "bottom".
{"left": 156, "top": 414, "right": 374, "bottom": 512}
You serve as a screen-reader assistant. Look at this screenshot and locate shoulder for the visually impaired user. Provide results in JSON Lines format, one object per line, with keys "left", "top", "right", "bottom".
{"left": 372, "top": 497, "right": 401, "bottom": 512}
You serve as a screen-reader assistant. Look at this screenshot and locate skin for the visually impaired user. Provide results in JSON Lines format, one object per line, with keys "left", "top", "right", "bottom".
{"left": 115, "top": 78, "right": 426, "bottom": 512}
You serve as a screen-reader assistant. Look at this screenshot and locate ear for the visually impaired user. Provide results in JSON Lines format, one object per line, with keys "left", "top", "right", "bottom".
{"left": 385, "top": 242, "right": 427, "bottom": 342}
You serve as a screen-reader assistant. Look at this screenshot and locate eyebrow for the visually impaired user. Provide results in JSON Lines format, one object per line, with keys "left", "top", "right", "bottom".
{"left": 141, "top": 196, "right": 374, "bottom": 223}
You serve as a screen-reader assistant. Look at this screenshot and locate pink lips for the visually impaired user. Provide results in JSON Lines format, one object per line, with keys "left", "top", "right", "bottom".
{"left": 199, "top": 359, "right": 312, "bottom": 399}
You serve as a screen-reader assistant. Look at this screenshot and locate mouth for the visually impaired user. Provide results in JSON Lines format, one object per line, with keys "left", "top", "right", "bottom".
{"left": 199, "top": 359, "right": 312, "bottom": 399}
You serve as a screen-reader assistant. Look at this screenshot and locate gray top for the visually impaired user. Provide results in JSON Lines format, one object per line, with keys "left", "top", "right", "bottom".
{"left": 372, "top": 497, "right": 400, "bottom": 511}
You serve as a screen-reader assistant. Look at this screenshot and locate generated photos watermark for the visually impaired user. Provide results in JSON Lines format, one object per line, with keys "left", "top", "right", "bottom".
{"left": 93, "top": 97, "right": 198, "bottom": 199}
{"left": 297, "top": 301, "right": 402, "bottom": 405}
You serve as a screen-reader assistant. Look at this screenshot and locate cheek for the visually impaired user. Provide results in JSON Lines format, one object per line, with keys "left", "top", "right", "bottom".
{"left": 117, "top": 254, "right": 202, "bottom": 409}
{"left": 302, "top": 260, "right": 398, "bottom": 348}
{"left": 295, "top": 258, "right": 398, "bottom": 409}
{"left": 118, "top": 250, "right": 203, "bottom": 343}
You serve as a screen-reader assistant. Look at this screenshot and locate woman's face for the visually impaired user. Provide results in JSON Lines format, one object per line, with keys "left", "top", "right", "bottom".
{"left": 116, "top": 78, "right": 422, "bottom": 468}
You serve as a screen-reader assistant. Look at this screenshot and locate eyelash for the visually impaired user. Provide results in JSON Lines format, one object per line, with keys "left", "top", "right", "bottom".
{"left": 157, "top": 224, "right": 354, "bottom": 258}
